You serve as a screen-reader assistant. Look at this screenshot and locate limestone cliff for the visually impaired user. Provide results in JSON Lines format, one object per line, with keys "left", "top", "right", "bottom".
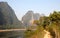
{"left": 0, "top": 2, "right": 23, "bottom": 29}
{"left": 22, "top": 10, "right": 40, "bottom": 27}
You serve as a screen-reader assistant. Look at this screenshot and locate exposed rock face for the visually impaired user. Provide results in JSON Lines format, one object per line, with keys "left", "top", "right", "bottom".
{"left": 0, "top": 2, "right": 23, "bottom": 29}
{"left": 22, "top": 11, "right": 34, "bottom": 24}
{"left": 22, "top": 10, "right": 40, "bottom": 27}
{"left": 33, "top": 13, "right": 40, "bottom": 20}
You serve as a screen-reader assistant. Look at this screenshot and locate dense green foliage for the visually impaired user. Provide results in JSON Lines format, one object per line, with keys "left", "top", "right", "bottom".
{"left": 24, "top": 11, "right": 60, "bottom": 38}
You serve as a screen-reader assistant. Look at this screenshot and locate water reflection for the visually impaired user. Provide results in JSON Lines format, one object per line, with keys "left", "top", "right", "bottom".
{"left": 0, "top": 30, "right": 25, "bottom": 38}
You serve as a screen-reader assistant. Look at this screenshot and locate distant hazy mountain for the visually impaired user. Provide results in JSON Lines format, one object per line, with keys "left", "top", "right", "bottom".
{"left": 22, "top": 10, "right": 40, "bottom": 27}
{"left": 33, "top": 13, "right": 40, "bottom": 20}
{"left": 0, "top": 2, "right": 23, "bottom": 29}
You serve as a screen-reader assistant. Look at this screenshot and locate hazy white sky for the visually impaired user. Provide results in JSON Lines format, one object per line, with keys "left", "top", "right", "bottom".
{"left": 0, "top": 0, "right": 60, "bottom": 20}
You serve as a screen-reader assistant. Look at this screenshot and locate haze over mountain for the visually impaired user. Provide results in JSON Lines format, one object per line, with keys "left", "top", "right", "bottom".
{"left": 0, "top": 2, "right": 23, "bottom": 29}
{"left": 22, "top": 10, "right": 40, "bottom": 27}
{"left": 0, "top": 2, "right": 40, "bottom": 29}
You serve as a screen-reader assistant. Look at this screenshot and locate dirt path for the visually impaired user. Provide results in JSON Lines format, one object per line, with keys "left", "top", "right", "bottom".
{"left": 44, "top": 30, "right": 52, "bottom": 38}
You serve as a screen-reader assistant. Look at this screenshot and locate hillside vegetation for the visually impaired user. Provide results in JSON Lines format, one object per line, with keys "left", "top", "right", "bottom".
{"left": 24, "top": 11, "right": 60, "bottom": 38}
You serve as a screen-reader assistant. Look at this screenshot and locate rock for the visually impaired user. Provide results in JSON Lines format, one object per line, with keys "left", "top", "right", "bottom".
{"left": 22, "top": 10, "right": 40, "bottom": 27}
{"left": 0, "top": 2, "right": 23, "bottom": 29}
